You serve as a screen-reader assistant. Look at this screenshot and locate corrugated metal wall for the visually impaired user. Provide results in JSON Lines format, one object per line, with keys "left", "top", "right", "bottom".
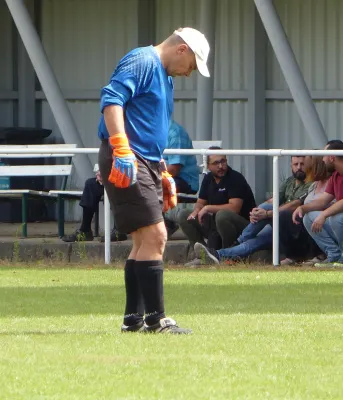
{"left": 266, "top": 0, "right": 343, "bottom": 179}
{"left": 40, "top": 0, "right": 138, "bottom": 160}
{"left": 2, "top": 0, "right": 343, "bottom": 219}
{"left": 0, "top": 1, "right": 14, "bottom": 126}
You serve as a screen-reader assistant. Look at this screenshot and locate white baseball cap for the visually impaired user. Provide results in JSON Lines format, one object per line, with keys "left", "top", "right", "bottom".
{"left": 174, "top": 27, "right": 210, "bottom": 77}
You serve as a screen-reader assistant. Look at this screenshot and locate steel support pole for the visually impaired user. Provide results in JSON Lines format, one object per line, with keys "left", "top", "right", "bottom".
{"left": 104, "top": 189, "right": 111, "bottom": 265}
{"left": 196, "top": 0, "right": 216, "bottom": 141}
{"left": 5, "top": 0, "right": 93, "bottom": 183}
{"left": 272, "top": 155, "right": 280, "bottom": 266}
{"left": 254, "top": 0, "right": 327, "bottom": 148}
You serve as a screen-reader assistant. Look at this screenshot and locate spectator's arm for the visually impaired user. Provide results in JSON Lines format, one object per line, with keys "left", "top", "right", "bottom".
{"left": 301, "top": 193, "right": 334, "bottom": 213}
{"left": 279, "top": 199, "right": 302, "bottom": 212}
{"left": 205, "top": 198, "right": 243, "bottom": 215}
{"left": 167, "top": 164, "right": 182, "bottom": 177}
{"left": 320, "top": 199, "right": 343, "bottom": 218}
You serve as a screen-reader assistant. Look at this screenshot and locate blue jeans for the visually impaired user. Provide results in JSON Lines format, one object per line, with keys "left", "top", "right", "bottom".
{"left": 303, "top": 211, "right": 343, "bottom": 262}
{"left": 238, "top": 202, "right": 273, "bottom": 242}
{"left": 217, "top": 202, "right": 273, "bottom": 260}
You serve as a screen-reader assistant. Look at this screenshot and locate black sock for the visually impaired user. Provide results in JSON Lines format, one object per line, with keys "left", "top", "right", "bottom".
{"left": 123, "top": 259, "right": 144, "bottom": 326}
{"left": 80, "top": 207, "right": 94, "bottom": 232}
{"left": 135, "top": 260, "right": 165, "bottom": 326}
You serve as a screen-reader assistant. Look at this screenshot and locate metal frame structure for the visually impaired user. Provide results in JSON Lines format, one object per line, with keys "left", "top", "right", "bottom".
{"left": 1, "top": 146, "right": 342, "bottom": 265}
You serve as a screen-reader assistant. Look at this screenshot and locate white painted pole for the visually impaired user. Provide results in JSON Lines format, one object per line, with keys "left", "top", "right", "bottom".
{"left": 272, "top": 156, "right": 280, "bottom": 266}
{"left": 104, "top": 190, "right": 111, "bottom": 264}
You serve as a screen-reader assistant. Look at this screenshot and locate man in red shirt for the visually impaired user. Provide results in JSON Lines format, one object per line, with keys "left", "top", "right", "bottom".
{"left": 292, "top": 141, "right": 343, "bottom": 267}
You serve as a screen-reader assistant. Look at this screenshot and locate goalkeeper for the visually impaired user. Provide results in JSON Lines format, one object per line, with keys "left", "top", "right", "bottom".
{"left": 97, "top": 27, "right": 210, "bottom": 334}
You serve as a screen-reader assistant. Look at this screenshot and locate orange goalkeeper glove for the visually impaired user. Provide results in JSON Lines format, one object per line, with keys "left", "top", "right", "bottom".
{"left": 108, "top": 133, "right": 137, "bottom": 188}
{"left": 160, "top": 160, "right": 177, "bottom": 212}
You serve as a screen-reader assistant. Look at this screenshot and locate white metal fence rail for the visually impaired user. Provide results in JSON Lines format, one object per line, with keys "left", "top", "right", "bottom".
{"left": 1, "top": 147, "right": 342, "bottom": 265}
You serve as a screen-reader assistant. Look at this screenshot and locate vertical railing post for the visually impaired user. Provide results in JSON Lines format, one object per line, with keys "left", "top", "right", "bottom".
{"left": 104, "top": 190, "right": 111, "bottom": 265}
{"left": 272, "top": 155, "right": 280, "bottom": 266}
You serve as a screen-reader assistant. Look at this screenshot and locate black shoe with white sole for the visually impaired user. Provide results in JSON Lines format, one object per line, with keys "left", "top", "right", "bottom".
{"left": 121, "top": 320, "right": 146, "bottom": 332}
{"left": 144, "top": 318, "right": 192, "bottom": 334}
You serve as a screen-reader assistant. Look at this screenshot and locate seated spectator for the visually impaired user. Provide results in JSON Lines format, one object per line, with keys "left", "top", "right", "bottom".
{"left": 164, "top": 120, "right": 199, "bottom": 237}
{"left": 62, "top": 168, "right": 127, "bottom": 243}
{"left": 195, "top": 155, "right": 312, "bottom": 264}
{"left": 279, "top": 155, "right": 332, "bottom": 265}
{"left": 179, "top": 147, "right": 256, "bottom": 265}
{"left": 292, "top": 140, "right": 343, "bottom": 267}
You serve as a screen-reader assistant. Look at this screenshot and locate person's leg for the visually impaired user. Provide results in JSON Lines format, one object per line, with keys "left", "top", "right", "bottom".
{"left": 217, "top": 225, "right": 272, "bottom": 259}
{"left": 79, "top": 178, "right": 104, "bottom": 232}
{"left": 215, "top": 210, "right": 249, "bottom": 248}
{"left": 62, "top": 177, "right": 103, "bottom": 242}
{"left": 134, "top": 221, "right": 191, "bottom": 333}
{"left": 237, "top": 202, "right": 273, "bottom": 243}
{"left": 179, "top": 208, "right": 207, "bottom": 249}
{"left": 303, "top": 212, "right": 341, "bottom": 262}
{"left": 328, "top": 214, "right": 343, "bottom": 260}
{"left": 278, "top": 210, "right": 304, "bottom": 259}
{"left": 121, "top": 230, "right": 144, "bottom": 330}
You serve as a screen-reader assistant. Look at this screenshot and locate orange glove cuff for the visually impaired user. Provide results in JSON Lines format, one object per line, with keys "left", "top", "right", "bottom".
{"left": 109, "top": 133, "right": 133, "bottom": 158}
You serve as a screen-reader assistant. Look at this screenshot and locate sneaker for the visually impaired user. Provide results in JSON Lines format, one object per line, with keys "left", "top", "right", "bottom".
{"left": 303, "top": 255, "right": 326, "bottom": 266}
{"left": 121, "top": 320, "right": 146, "bottom": 333}
{"left": 194, "top": 242, "right": 220, "bottom": 265}
{"left": 100, "top": 229, "right": 127, "bottom": 242}
{"left": 314, "top": 260, "right": 338, "bottom": 268}
{"left": 280, "top": 258, "right": 296, "bottom": 266}
{"left": 184, "top": 258, "right": 204, "bottom": 267}
{"left": 332, "top": 261, "right": 343, "bottom": 268}
{"left": 144, "top": 317, "right": 192, "bottom": 334}
{"left": 62, "top": 229, "right": 93, "bottom": 242}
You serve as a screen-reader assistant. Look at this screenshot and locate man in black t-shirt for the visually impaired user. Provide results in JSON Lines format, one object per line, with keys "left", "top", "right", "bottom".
{"left": 178, "top": 148, "right": 256, "bottom": 264}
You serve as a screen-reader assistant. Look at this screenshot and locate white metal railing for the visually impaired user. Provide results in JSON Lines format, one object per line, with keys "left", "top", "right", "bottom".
{"left": 2, "top": 147, "right": 343, "bottom": 265}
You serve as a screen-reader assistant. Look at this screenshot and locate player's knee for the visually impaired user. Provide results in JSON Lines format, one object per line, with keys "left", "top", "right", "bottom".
{"left": 141, "top": 223, "right": 167, "bottom": 252}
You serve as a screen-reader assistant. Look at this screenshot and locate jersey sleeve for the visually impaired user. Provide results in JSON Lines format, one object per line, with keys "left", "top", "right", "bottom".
{"left": 100, "top": 52, "right": 154, "bottom": 113}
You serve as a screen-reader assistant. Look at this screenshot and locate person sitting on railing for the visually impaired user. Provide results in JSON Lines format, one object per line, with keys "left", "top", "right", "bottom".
{"left": 164, "top": 119, "right": 199, "bottom": 238}
{"left": 178, "top": 147, "right": 256, "bottom": 266}
{"left": 292, "top": 140, "right": 343, "bottom": 267}
{"left": 61, "top": 167, "right": 127, "bottom": 243}
{"left": 279, "top": 154, "right": 333, "bottom": 265}
{"left": 194, "top": 155, "right": 312, "bottom": 265}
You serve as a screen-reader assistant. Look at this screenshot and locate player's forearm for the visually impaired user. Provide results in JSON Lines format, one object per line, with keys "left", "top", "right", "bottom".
{"left": 104, "top": 105, "right": 126, "bottom": 137}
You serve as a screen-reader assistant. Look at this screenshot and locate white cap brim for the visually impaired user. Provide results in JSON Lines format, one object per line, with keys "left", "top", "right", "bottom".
{"left": 195, "top": 54, "right": 210, "bottom": 77}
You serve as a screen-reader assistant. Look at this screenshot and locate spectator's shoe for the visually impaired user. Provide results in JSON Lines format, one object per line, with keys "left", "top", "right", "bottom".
{"left": 303, "top": 255, "right": 326, "bottom": 266}
{"left": 100, "top": 229, "right": 127, "bottom": 242}
{"left": 184, "top": 258, "right": 204, "bottom": 267}
{"left": 332, "top": 261, "right": 343, "bottom": 268}
{"left": 194, "top": 242, "right": 220, "bottom": 265}
{"left": 121, "top": 320, "right": 146, "bottom": 333}
{"left": 314, "top": 259, "right": 339, "bottom": 268}
{"left": 62, "top": 229, "right": 93, "bottom": 242}
{"left": 144, "top": 317, "right": 192, "bottom": 334}
{"left": 280, "top": 258, "right": 296, "bottom": 266}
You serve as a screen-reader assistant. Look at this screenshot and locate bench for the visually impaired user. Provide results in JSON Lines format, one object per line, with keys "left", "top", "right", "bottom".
{"left": 0, "top": 144, "right": 76, "bottom": 237}
{"left": 50, "top": 163, "right": 101, "bottom": 238}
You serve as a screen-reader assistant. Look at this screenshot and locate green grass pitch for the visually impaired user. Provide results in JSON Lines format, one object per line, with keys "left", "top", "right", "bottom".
{"left": 0, "top": 265, "right": 342, "bottom": 399}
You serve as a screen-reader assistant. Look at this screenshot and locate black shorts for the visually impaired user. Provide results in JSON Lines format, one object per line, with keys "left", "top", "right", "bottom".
{"left": 98, "top": 140, "right": 163, "bottom": 234}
